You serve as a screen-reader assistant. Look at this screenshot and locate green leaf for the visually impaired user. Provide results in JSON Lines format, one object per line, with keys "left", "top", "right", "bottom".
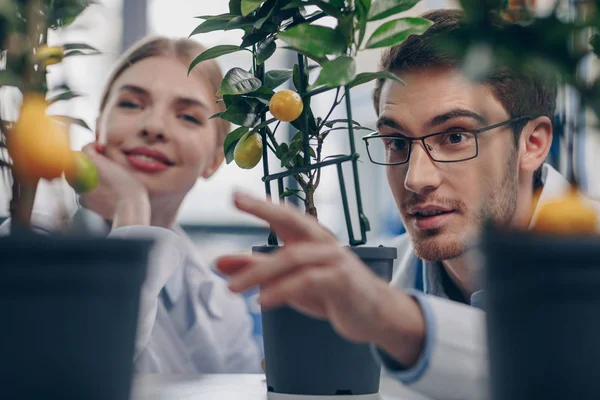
{"left": 337, "top": 14, "right": 354, "bottom": 48}
{"left": 324, "top": 118, "right": 362, "bottom": 128}
{"left": 365, "top": 17, "right": 433, "bottom": 49}
{"left": 241, "top": 32, "right": 266, "bottom": 48}
{"left": 349, "top": 71, "right": 405, "bottom": 88}
{"left": 219, "top": 99, "right": 261, "bottom": 127}
{"left": 327, "top": 0, "right": 346, "bottom": 7}
{"left": 368, "top": 0, "right": 421, "bottom": 21}
{"left": 64, "top": 50, "right": 98, "bottom": 57}
{"left": 190, "top": 16, "right": 235, "bottom": 36}
{"left": 280, "top": 188, "right": 302, "bottom": 198}
{"left": 312, "top": 0, "right": 343, "bottom": 18}
{"left": 230, "top": 0, "right": 243, "bottom": 15}
{"left": 225, "top": 16, "right": 257, "bottom": 30}
{"left": 223, "top": 95, "right": 238, "bottom": 108}
{"left": 224, "top": 126, "right": 249, "bottom": 162}
{"left": 312, "top": 55, "right": 356, "bottom": 88}
{"left": 241, "top": 0, "right": 266, "bottom": 16}
{"left": 278, "top": 23, "right": 347, "bottom": 60}
{"left": 188, "top": 45, "right": 248, "bottom": 74}
{"left": 63, "top": 43, "right": 99, "bottom": 52}
{"left": 256, "top": 37, "right": 276, "bottom": 65}
{"left": 53, "top": 116, "right": 91, "bottom": 131}
{"left": 195, "top": 13, "right": 236, "bottom": 20}
{"left": 264, "top": 69, "right": 293, "bottom": 89}
{"left": 591, "top": 34, "right": 600, "bottom": 57}
{"left": 356, "top": 0, "right": 371, "bottom": 48}
{"left": 282, "top": 0, "right": 304, "bottom": 10}
{"left": 249, "top": 117, "right": 277, "bottom": 133}
{"left": 292, "top": 64, "right": 302, "bottom": 91}
{"left": 254, "top": 0, "right": 277, "bottom": 29}
{"left": 48, "top": 90, "right": 81, "bottom": 104}
{"left": 280, "top": 147, "right": 299, "bottom": 167}
{"left": 218, "top": 67, "right": 262, "bottom": 96}
{"left": 244, "top": 86, "right": 274, "bottom": 104}
{"left": 275, "top": 142, "right": 289, "bottom": 159}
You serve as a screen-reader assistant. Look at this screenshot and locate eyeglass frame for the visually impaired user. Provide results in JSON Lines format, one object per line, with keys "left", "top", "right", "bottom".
{"left": 361, "top": 115, "right": 533, "bottom": 166}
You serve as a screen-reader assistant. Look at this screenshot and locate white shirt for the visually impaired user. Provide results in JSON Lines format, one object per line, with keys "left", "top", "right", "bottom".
{"left": 0, "top": 208, "right": 261, "bottom": 374}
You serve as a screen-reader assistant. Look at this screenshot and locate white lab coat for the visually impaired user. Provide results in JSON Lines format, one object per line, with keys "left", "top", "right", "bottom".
{"left": 380, "top": 164, "right": 600, "bottom": 400}
{"left": 0, "top": 206, "right": 261, "bottom": 374}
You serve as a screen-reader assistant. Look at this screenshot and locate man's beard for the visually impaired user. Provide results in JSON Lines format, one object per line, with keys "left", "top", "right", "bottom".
{"left": 408, "top": 153, "right": 519, "bottom": 262}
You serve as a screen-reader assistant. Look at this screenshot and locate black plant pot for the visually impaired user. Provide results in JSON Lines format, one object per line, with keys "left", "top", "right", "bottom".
{"left": 481, "top": 227, "right": 600, "bottom": 400}
{"left": 253, "top": 245, "right": 397, "bottom": 396}
{"left": 0, "top": 233, "right": 151, "bottom": 400}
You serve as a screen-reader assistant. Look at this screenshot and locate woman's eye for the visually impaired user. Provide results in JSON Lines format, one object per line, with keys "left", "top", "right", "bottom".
{"left": 180, "top": 114, "right": 202, "bottom": 125}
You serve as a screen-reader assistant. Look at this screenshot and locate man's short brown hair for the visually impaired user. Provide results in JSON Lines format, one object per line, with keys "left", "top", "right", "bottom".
{"left": 372, "top": 9, "right": 557, "bottom": 189}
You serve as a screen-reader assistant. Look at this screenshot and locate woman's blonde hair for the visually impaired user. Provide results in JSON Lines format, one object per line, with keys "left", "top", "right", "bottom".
{"left": 99, "top": 36, "right": 230, "bottom": 146}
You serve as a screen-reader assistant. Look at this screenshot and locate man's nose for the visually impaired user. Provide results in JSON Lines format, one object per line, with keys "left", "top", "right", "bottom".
{"left": 404, "top": 142, "right": 442, "bottom": 196}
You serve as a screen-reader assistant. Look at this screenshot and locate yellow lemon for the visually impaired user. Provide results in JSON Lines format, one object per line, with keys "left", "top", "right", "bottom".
{"left": 234, "top": 132, "right": 263, "bottom": 169}
{"left": 65, "top": 151, "right": 99, "bottom": 194}
{"left": 8, "top": 94, "right": 74, "bottom": 182}
{"left": 269, "top": 89, "right": 304, "bottom": 122}
{"left": 532, "top": 186, "right": 597, "bottom": 235}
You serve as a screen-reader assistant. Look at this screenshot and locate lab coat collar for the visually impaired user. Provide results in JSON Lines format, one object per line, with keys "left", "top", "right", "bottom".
{"left": 168, "top": 225, "right": 224, "bottom": 319}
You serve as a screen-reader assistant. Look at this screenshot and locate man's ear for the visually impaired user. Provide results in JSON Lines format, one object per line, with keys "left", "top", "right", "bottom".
{"left": 201, "top": 150, "right": 225, "bottom": 179}
{"left": 518, "top": 116, "right": 553, "bottom": 173}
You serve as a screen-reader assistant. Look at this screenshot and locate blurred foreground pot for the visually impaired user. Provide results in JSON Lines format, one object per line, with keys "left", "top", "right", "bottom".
{"left": 0, "top": 234, "right": 151, "bottom": 400}
{"left": 482, "top": 226, "right": 600, "bottom": 400}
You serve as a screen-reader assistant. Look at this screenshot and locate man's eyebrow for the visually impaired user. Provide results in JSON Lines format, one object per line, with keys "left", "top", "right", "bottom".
{"left": 376, "top": 116, "right": 406, "bottom": 132}
{"left": 428, "top": 109, "right": 488, "bottom": 128}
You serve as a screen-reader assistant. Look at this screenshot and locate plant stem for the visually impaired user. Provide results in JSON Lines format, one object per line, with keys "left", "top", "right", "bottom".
{"left": 10, "top": 0, "right": 46, "bottom": 234}
{"left": 317, "top": 87, "right": 341, "bottom": 131}
{"left": 304, "top": 185, "right": 317, "bottom": 218}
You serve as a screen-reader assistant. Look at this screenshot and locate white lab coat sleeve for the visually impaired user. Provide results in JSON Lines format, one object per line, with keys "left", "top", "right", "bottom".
{"left": 107, "top": 225, "right": 186, "bottom": 360}
{"left": 374, "top": 292, "right": 489, "bottom": 400}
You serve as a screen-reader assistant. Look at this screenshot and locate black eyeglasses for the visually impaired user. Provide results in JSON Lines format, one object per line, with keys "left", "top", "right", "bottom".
{"left": 361, "top": 115, "right": 532, "bottom": 166}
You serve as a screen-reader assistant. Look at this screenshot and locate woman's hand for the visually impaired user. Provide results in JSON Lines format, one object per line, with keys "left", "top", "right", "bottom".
{"left": 79, "top": 142, "right": 151, "bottom": 229}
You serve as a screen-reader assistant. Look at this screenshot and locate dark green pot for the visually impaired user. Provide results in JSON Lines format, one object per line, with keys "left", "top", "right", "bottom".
{"left": 254, "top": 245, "right": 397, "bottom": 396}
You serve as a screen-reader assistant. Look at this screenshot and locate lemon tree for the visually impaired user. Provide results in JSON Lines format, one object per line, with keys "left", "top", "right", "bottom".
{"left": 188, "top": 0, "right": 424, "bottom": 232}
{"left": 0, "top": 0, "right": 99, "bottom": 232}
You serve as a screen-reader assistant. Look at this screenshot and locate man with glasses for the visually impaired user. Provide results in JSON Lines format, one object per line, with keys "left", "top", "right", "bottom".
{"left": 216, "top": 8, "right": 597, "bottom": 400}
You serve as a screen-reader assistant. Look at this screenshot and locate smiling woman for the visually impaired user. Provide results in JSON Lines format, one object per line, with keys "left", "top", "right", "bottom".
{"left": 65, "top": 36, "right": 261, "bottom": 374}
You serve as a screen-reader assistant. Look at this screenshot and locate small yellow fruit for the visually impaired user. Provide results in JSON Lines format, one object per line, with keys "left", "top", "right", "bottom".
{"left": 35, "top": 45, "right": 65, "bottom": 66}
{"left": 8, "top": 94, "right": 74, "bottom": 182}
{"left": 269, "top": 89, "right": 304, "bottom": 122}
{"left": 65, "top": 151, "right": 99, "bottom": 194}
{"left": 234, "top": 132, "right": 263, "bottom": 169}
{"left": 532, "top": 186, "right": 598, "bottom": 235}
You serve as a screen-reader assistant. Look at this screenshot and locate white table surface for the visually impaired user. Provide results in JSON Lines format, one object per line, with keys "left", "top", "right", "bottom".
{"left": 131, "top": 374, "right": 432, "bottom": 400}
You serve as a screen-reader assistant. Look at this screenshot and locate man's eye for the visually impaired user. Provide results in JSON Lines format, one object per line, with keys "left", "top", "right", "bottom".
{"left": 384, "top": 138, "right": 407, "bottom": 150}
{"left": 448, "top": 133, "right": 464, "bottom": 143}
